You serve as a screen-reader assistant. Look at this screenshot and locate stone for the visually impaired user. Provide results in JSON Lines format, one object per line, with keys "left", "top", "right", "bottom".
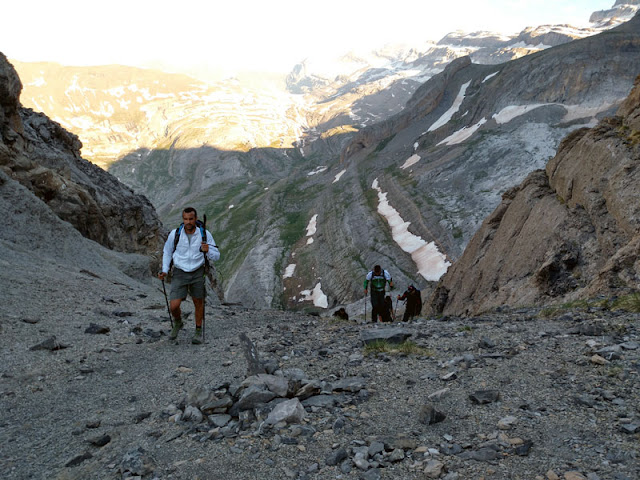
{"left": 418, "top": 405, "right": 447, "bottom": 425}
{"left": 65, "top": 451, "right": 93, "bottom": 467}
{"left": 265, "top": 398, "right": 306, "bottom": 425}
{"left": 360, "top": 328, "right": 412, "bottom": 345}
{"left": 469, "top": 390, "right": 500, "bottom": 404}
{"left": 242, "top": 374, "right": 289, "bottom": 397}
{"left": 120, "top": 447, "right": 155, "bottom": 477}
{"left": 428, "top": 388, "right": 450, "bottom": 400}
{"left": 590, "top": 354, "right": 609, "bottom": 365}
{"left": 389, "top": 448, "right": 405, "bottom": 462}
{"left": 181, "top": 405, "right": 204, "bottom": 423}
{"left": 361, "top": 468, "right": 381, "bottom": 480}
{"left": 368, "top": 441, "right": 385, "bottom": 457}
{"left": 424, "top": 459, "right": 445, "bottom": 478}
{"left": 84, "top": 323, "right": 110, "bottom": 334}
{"left": 133, "top": 411, "right": 152, "bottom": 423}
{"left": 295, "top": 381, "right": 322, "bottom": 400}
{"left": 620, "top": 423, "right": 640, "bottom": 434}
{"left": 326, "top": 447, "right": 348, "bottom": 466}
{"left": 187, "top": 386, "right": 218, "bottom": 408}
{"left": 514, "top": 440, "right": 533, "bottom": 456}
{"left": 353, "top": 451, "right": 369, "bottom": 470}
{"left": 547, "top": 470, "right": 560, "bottom": 480}
{"left": 301, "top": 394, "right": 343, "bottom": 408}
{"left": 332, "top": 377, "right": 366, "bottom": 392}
{"left": 564, "top": 472, "right": 587, "bottom": 480}
{"left": 30, "top": 336, "right": 69, "bottom": 351}
{"left": 208, "top": 414, "right": 232, "bottom": 427}
{"left": 282, "top": 368, "right": 307, "bottom": 381}
{"left": 201, "top": 395, "right": 234, "bottom": 414}
{"left": 479, "top": 337, "right": 496, "bottom": 349}
{"left": 497, "top": 415, "right": 517, "bottom": 430}
{"left": 458, "top": 447, "right": 499, "bottom": 462}
{"left": 235, "top": 385, "right": 277, "bottom": 411}
{"left": 87, "top": 434, "right": 111, "bottom": 447}
{"left": 239, "top": 332, "right": 264, "bottom": 375}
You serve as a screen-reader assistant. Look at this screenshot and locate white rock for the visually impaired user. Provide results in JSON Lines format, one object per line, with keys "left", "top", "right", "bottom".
{"left": 498, "top": 415, "right": 518, "bottom": 430}
{"left": 265, "top": 398, "right": 306, "bottom": 425}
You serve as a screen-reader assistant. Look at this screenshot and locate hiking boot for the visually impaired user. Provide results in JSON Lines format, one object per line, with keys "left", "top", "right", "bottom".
{"left": 169, "top": 320, "right": 183, "bottom": 340}
{"left": 192, "top": 328, "right": 203, "bottom": 345}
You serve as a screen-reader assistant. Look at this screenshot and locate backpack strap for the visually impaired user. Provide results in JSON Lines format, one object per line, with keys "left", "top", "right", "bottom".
{"left": 172, "top": 224, "right": 184, "bottom": 252}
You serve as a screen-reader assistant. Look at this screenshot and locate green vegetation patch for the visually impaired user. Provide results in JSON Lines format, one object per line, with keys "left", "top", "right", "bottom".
{"left": 374, "top": 134, "right": 396, "bottom": 153}
{"left": 611, "top": 293, "right": 640, "bottom": 313}
{"left": 280, "top": 211, "right": 306, "bottom": 248}
{"left": 538, "top": 293, "right": 640, "bottom": 317}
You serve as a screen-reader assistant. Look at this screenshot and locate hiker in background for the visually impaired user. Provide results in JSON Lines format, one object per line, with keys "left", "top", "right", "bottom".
{"left": 397, "top": 284, "right": 422, "bottom": 322}
{"left": 158, "top": 207, "right": 220, "bottom": 344}
{"left": 364, "top": 265, "right": 394, "bottom": 323}
{"left": 381, "top": 295, "right": 394, "bottom": 322}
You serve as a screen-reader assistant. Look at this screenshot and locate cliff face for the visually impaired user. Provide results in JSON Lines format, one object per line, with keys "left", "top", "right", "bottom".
{"left": 0, "top": 53, "right": 164, "bottom": 264}
{"left": 429, "top": 75, "right": 640, "bottom": 316}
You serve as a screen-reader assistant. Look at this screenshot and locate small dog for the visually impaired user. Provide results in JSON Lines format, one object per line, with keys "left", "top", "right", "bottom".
{"left": 332, "top": 307, "right": 349, "bottom": 321}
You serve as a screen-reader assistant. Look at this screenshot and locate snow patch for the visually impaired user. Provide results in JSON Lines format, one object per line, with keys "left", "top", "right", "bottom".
{"left": 371, "top": 178, "right": 450, "bottom": 281}
{"left": 428, "top": 80, "right": 471, "bottom": 132}
{"left": 307, "top": 166, "right": 327, "bottom": 176}
{"left": 505, "top": 41, "right": 551, "bottom": 50}
{"left": 306, "top": 214, "right": 317, "bottom": 236}
{"left": 493, "top": 104, "right": 548, "bottom": 124}
{"left": 492, "top": 102, "right": 613, "bottom": 126}
{"left": 299, "top": 283, "right": 328, "bottom": 308}
{"left": 438, "top": 118, "right": 487, "bottom": 146}
{"left": 482, "top": 71, "right": 499, "bottom": 83}
{"left": 283, "top": 264, "right": 296, "bottom": 279}
{"left": 400, "top": 154, "right": 421, "bottom": 170}
{"left": 333, "top": 169, "right": 346, "bottom": 183}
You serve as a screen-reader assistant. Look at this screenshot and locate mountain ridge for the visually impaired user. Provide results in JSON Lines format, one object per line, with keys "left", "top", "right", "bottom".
{"left": 4, "top": 7, "right": 640, "bottom": 311}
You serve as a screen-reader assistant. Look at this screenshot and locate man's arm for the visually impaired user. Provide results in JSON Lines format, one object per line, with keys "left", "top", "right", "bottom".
{"left": 204, "top": 231, "right": 220, "bottom": 261}
{"left": 158, "top": 230, "right": 175, "bottom": 279}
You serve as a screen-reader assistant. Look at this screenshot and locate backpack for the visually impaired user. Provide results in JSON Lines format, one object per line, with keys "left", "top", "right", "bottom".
{"left": 370, "top": 269, "right": 389, "bottom": 291}
{"left": 170, "top": 219, "right": 210, "bottom": 273}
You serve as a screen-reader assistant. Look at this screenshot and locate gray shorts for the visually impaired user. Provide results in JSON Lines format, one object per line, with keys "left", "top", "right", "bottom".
{"left": 170, "top": 266, "right": 206, "bottom": 300}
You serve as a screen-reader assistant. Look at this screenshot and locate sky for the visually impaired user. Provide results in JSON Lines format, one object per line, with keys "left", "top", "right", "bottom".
{"left": 1, "top": 0, "right": 614, "bottom": 81}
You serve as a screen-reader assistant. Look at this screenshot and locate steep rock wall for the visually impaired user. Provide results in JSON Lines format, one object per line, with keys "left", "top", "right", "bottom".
{"left": 0, "top": 53, "right": 165, "bottom": 265}
{"left": 429, "top": 75, "right": 640, "bottom": 316}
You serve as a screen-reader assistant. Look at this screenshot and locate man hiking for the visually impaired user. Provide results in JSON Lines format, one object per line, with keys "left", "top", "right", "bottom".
{"left": 158, "top": 207, "right": 220, "bottom": 344}
{"left": 364, "top": 265, "right": 393, "bottom": 323}
{"left": 397, "top": 284, "right": 422, "bottom": 322}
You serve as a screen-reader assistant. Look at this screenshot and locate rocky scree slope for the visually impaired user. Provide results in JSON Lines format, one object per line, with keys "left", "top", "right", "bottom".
{"left": 1, "top": 149, "right": 639, "bottom": 480}
{"left": 0, "top": 53, "right": 164, "bottom": 265}
{"left": 428, "top": 74, "right": 640, "bottom": 316}
{"left": 1, "top": 252, "right": 639, "bottom": 480}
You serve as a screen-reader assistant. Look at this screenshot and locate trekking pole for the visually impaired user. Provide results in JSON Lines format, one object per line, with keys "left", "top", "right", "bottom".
{"left": 202, "top": 214, "right": 208, "bottom": 344}
{"left": 202, "top": 294, "right": 206, "bottom": 344}
{"left": 394, "top": 297, "right": 399, "bottom": 321}
{"left": 364, "top": 294, "right": 367, "bottom": 323}
{"left": 161, "top": 279, "right": 173, "bottom": 328}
